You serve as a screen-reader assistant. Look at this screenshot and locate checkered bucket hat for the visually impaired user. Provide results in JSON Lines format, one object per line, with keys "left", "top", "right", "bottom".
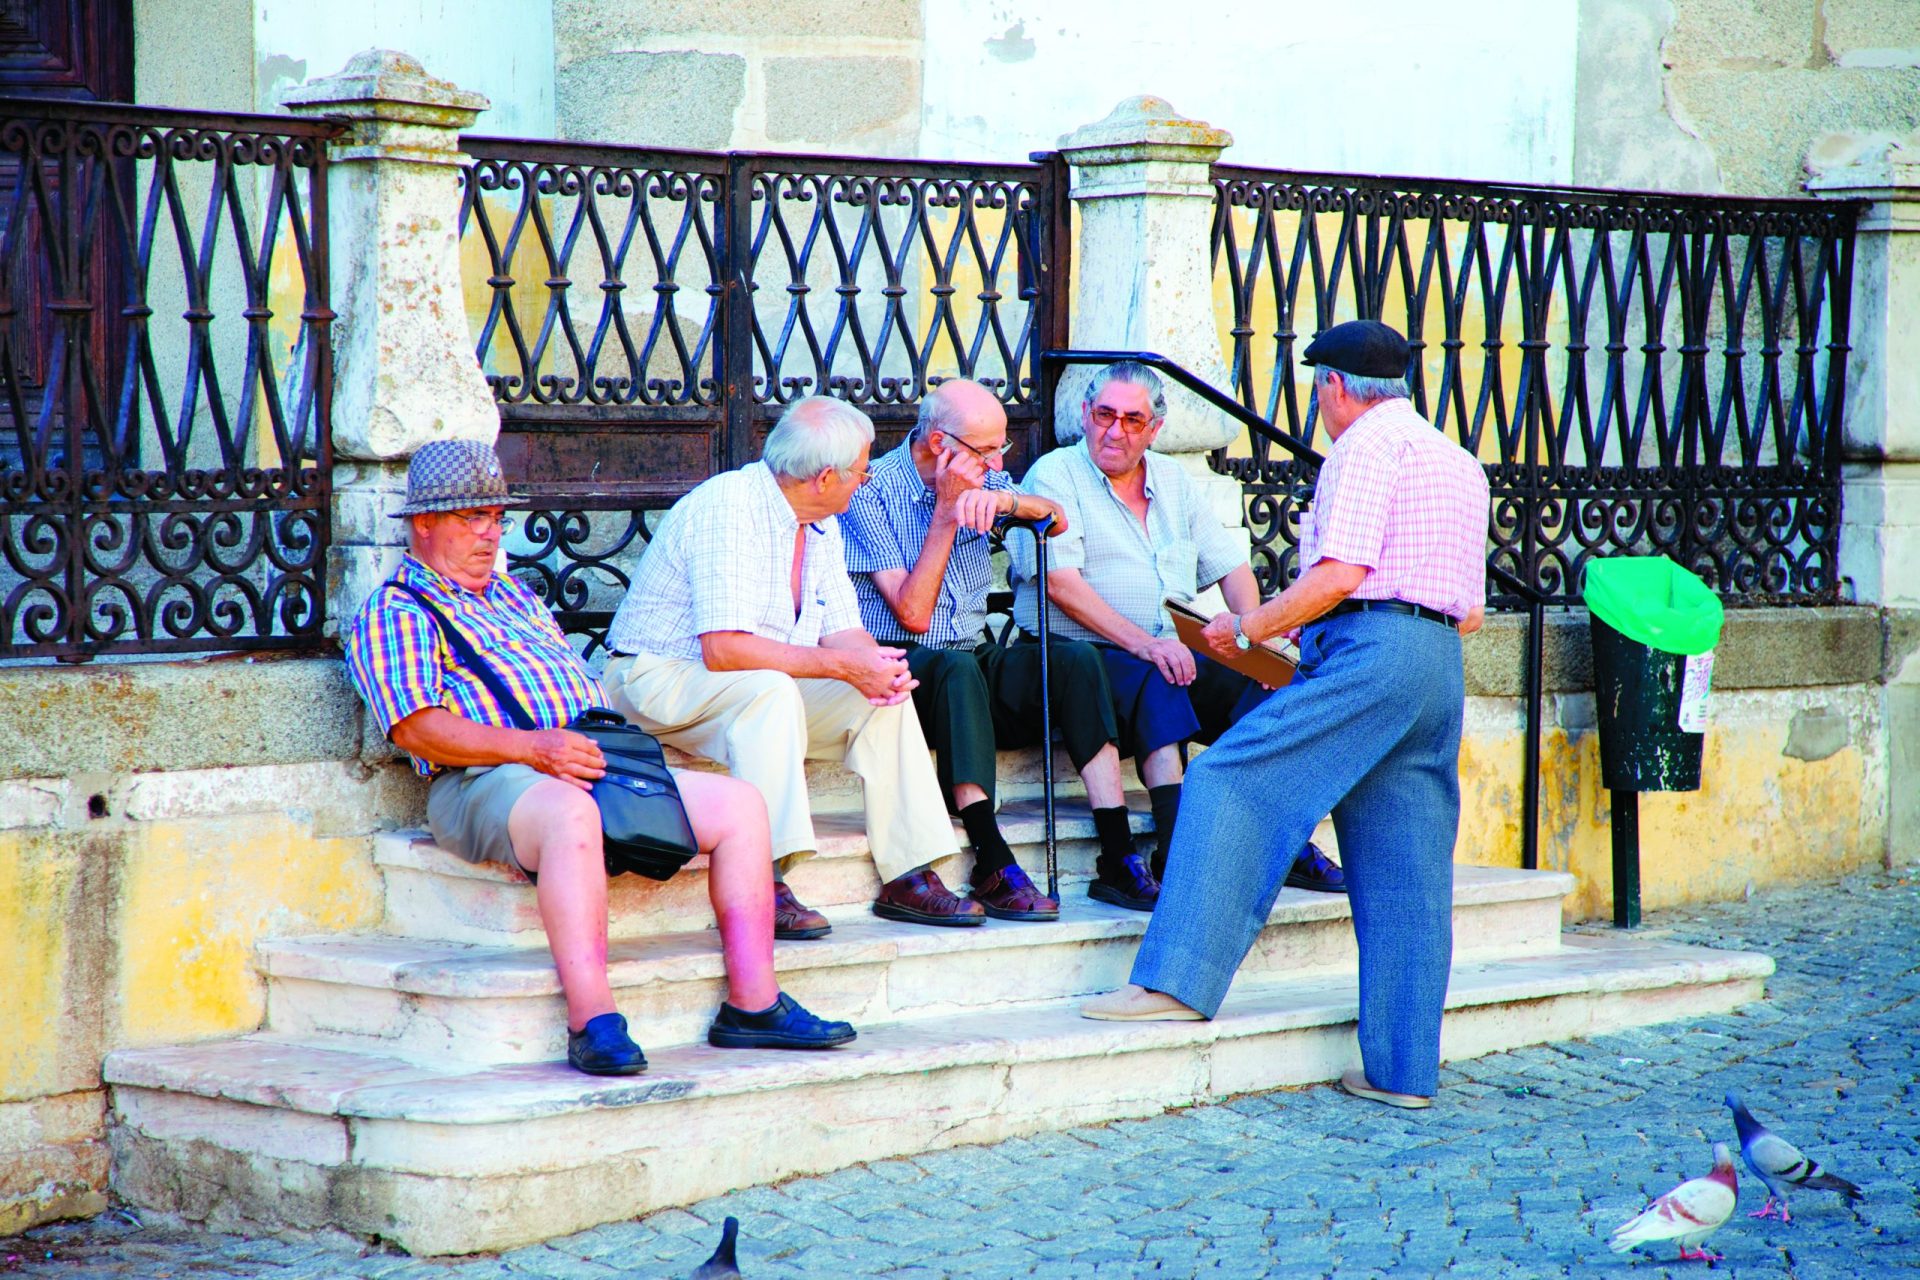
{"left": 391, "top": 439, "right": 525, "bottom": 517}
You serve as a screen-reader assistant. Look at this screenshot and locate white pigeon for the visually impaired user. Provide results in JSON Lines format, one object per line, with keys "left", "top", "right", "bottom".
{"left": 1609, "top": 1142, "right": 1740, "bottom": 1263}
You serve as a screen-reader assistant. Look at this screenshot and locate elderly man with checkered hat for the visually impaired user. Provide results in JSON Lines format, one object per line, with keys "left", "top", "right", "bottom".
{"left": 342, "top": 439, "right": 856, "bottom": 1077}
{"left": 1080, "top": 321, "right": 1491, "bottom": 1112}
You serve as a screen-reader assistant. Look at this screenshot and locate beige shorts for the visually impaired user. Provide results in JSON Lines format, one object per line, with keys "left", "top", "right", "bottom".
{"left": 426, "top": 763, "right": 547, "bottom": 877}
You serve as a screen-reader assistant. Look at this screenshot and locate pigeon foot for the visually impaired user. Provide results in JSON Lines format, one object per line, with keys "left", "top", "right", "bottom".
{"left": 1677, "top": 1246, "right": 1725, "bottom": 1262}
{"left": 1748, "top": 1199, "right": 1779, "bottom": 1220}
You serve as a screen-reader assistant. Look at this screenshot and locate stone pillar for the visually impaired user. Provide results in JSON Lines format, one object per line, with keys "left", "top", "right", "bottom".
{"left": 283, "top": 50, "right": 496, "bottom": 633}
{"left": 1055, "top": 96, "right": 1248, "bottom": 563}
{"left": 1809, "top": 144, "right": 1920, "bottom": 865}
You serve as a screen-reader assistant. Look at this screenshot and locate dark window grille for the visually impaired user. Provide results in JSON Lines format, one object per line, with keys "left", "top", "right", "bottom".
{"left": 0, "top": 99, "right": 337, "bottom": 660}
{"left": 1209, "top": 166, "right": 1862, "bottom": 607}
{"left": 458, "top": 138, "right": 1069, "bottom": 654}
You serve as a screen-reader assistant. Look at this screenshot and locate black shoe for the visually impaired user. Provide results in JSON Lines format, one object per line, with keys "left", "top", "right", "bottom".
{"left": 567, "top": 1012, "right": 647, "bottom": 1075}
{"left": 1285, "top": 842, "right": 1347, "bottom": 893}
{"left": 708, "top": 992, "right": 858, "bottom": 1050}
{"left": 1088, "top": 853, "right": 1160, "bottom": 912}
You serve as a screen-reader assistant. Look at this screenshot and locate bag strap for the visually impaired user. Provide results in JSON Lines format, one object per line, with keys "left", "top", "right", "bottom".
{"left": 389, "top": 579, "right": 538, "bottom": 732}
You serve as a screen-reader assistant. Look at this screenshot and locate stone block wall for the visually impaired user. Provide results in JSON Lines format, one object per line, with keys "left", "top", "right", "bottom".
{"left": 552, "top": 0, "right": 923, "bottom": 153}
{"left": 1577, "top": 0, "right": 1920, "bottom": 195}
{"left": 0, "top": 658, "right": 421, "bottom": 1234}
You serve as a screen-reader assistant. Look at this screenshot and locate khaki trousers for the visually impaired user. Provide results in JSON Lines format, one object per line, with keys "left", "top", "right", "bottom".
{"left": 602, "top": 653, "right": 960, "bottom": 884}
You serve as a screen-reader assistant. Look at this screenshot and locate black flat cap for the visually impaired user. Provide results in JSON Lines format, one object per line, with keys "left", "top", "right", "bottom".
{"left": 1301, "top": 320, "right": 1410, "bottom": 379}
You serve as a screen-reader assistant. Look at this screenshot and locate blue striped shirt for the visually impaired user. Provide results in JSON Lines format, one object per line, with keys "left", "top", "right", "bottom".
{"left": 840, "top": 442, "right": 1015, "bottom": 648}
{"left": 343, "top": 555, "right": 607, "bottom": 776}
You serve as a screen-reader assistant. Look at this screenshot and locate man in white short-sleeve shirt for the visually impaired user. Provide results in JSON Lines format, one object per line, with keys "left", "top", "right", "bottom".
{"left": 603, "top": 397, "right": 978, "bottom": 936}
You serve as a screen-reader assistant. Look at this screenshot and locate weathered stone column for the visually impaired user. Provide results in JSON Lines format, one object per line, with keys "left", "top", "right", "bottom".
{"left": 284, "top": 50, "right": 496, "bottom": 633}
{"left": 1055, "top": 96, "right": 1247, "bottom": 560}
{"left": 1809, "top": 145, "right": 1920, "bottom": 865}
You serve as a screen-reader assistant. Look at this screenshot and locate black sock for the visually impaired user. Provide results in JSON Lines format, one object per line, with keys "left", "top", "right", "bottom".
{"left": 1148, "top": 784, "right": 1183, "bottom": 880}
{"left": 959, "top": 799, "right": 1016, "bottom": 879}
{"left": 1092, "top": 805, "right": 1136, "bottom": 878}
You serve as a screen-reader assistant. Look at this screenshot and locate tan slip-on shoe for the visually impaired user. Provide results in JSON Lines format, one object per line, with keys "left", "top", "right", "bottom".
{"left": 1338, "top": 1068, "right": 1433, "bottom": 1110}
{"left": 1080, "top": 984, "right": 1206, "bottom": 1021}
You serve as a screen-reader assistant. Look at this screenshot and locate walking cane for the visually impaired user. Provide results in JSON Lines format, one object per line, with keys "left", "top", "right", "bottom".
{"left": 1007, "top": 514, "right": 1059, "bottom": 901}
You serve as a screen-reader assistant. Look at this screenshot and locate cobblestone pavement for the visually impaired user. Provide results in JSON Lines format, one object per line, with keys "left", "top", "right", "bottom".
{"left": 6, "top": 871, "right": 1916, "bottom": 1279}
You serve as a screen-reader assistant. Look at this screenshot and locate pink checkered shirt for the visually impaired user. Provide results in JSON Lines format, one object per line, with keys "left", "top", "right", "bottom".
{"left": 1300, "top": 398, "right": 1491, "bottom": 620}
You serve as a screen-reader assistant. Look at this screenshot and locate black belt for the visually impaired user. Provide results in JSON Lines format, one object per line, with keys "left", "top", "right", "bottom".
{"left": 1323, "top": 599, "right": 1459, "bottom": 630}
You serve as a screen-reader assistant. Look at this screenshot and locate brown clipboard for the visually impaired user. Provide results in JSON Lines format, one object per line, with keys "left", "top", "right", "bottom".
{"left": 1164, "top": 598, "right": 1299, "bottom": 688}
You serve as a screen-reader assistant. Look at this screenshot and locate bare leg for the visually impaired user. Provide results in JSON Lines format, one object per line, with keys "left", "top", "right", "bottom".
{"left": 953, "top": 782, "right": 988, "bottom": 810}
{"left": 677, "top": 770, "right": 780, "bottom": 1011}
{"left": 1138, "top": 743, "right": 1184, "bottom": 789}
{"left": 508, "top": 780, "right": 615, "bottom": 1032}
{"left": 1078, "top": 742, "right": 1125, "bottom": 810}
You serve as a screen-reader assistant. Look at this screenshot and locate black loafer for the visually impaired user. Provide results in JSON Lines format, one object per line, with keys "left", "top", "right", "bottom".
{"left": 708, "top": 992, "right": 857, "bottom": 1050}
{"left": 1284, "top": 842, "right": 1347, "bottom": 894}
{"left": 1088, "top": 853, "right": 1160, "bottom": 912}
{"left": 567, "top": 1012, "right": 647, "bottom": 1075}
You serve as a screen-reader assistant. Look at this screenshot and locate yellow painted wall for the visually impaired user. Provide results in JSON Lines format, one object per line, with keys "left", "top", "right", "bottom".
{"left": 1458, "top": 687, "right": 1884, "bottom": 921}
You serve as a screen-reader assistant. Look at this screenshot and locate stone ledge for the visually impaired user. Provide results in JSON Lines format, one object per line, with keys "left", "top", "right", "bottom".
{"left": 1465, "top": 605, "right": 1886, "bottom": 697}
{"left": 0, "top": 655, "right": 364, "bottom": 781}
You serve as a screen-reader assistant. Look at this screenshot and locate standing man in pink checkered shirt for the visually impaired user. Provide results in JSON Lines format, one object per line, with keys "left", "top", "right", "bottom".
{"left": 1082, "top": 320, "right": 1491, "bottom": 1112}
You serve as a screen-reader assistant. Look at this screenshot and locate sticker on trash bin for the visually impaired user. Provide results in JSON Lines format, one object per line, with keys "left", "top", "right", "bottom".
{"left": 1677, "top": 651, "right": 1715, "bottom": 733}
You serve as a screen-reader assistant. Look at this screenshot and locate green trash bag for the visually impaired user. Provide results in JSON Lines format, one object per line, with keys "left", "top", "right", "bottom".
{"left": 1581, "top": 557, "right": 1725, "bottom": 792}
{"left": 1582, "top": 555, "right": 1724, "bottom": 656}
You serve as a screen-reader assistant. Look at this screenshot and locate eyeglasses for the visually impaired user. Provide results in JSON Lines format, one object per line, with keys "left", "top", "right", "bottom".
{"left": 1089, "top": 406, "right": 1156, "bottom": 432}
{"left": 445, "top": 510, "right": 514, "bottom": 534}
{"left": 945, "top": 434, "right": 1014, "bottom": 461}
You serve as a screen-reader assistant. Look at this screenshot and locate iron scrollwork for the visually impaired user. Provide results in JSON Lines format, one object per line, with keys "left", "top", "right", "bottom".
{"left": 1210, "top": 167, "right": 1860, "bottom": 608}
{"left": 0, "top": 99, "right": 338, "bottom": 660}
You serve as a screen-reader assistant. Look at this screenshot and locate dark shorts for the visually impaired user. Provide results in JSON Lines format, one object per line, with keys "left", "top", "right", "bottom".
{"left": 1097, "top": 645, "right": 1271, "bottom": 760}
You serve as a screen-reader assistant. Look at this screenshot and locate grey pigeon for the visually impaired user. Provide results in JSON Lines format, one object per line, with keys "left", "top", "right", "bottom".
{"left": 689, "top": 1216, "right": 741, "bottom": 1279}
{"left": 1725, "top": 1093, "right": 1863, "bottom": 1222}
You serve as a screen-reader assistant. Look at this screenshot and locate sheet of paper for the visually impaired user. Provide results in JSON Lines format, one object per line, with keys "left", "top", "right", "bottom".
{"left": 1677, "top": 650, "right": 1714, "bottom": 733}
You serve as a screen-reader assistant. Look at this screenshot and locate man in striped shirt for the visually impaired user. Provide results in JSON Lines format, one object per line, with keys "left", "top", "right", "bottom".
{"left": 345, "top": 440, "right": 855, "bottom": 1076}
{"left": 842, "top": 378, "right": 1139, "bottom": 921}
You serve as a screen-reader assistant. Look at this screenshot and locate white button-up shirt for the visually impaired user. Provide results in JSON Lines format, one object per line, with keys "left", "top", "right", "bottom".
{"left": 607, "top": 461, "right": 865, "bottom": 661}
{"left": 1008, "top": 439, "right": 1246, "bottom": 644}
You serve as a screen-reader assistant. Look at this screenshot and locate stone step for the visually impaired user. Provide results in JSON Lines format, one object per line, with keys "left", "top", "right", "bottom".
{"left": 376, "top": 796, "right": 1167, "bottom": 946}
{"left": 260, "top": 865, "right": 1572, "bottom": 1065}
{"left": 105, "top": 933, "right": 1774, "bottom": 1257}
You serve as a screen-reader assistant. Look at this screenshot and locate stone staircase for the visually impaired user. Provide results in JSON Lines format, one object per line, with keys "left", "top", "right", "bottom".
{"left": 102, "top": 747, "right": 1772, "bottom": 1257}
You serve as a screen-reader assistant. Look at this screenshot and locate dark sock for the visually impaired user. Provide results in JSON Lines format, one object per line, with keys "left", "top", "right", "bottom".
{"left": 1148, "top": 784, "right": 1183, "bottom": 880}
{"left": 1092, "top": 805, "right": 1136, "bottom": 879}
{"left": 959, "top": 799, "right": 1016, "bottom": 879}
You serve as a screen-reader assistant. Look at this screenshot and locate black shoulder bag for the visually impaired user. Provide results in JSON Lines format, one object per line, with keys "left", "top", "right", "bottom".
{"left": 391, "top": 582, "right": 699, "bottom": 881}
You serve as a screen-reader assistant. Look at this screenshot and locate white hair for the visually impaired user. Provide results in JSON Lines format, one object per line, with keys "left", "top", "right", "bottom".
{"left": 1084, "top": 361, "right": 1168, "bottom": 419}
{"left": 910, "top": 382, "right": 967, "bottom": 444}
{"left": 1313, "top": 365, "right": 1408, "bottom": 405}
{"left": 761, "top": 396, "right": 875, "bottom": 480}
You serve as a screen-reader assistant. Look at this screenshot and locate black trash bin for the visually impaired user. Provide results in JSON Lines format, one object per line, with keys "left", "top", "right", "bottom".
{"left": 1581, "top": 556, "right": 1724, "bottom": 927}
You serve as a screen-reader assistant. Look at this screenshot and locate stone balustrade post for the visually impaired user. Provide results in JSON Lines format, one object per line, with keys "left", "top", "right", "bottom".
{"left": 1055, "top": 96, "right": 1248, "bottom": 566}
{"left": 1809, "top": 146, "right": 1920, "bottom": 865}
{"left": 284, "top": 50, "right": 496, "bottom": 634}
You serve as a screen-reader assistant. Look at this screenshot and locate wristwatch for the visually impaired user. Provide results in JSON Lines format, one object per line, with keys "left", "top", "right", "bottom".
{"left": 1231, "top": 615, "right": 1252, "bottom": 651}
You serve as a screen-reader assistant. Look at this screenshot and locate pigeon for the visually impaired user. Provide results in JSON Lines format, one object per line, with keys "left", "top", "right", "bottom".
{"left": 688, "top": 1215, "right": 742, "bottom": 1279}
{"left": 1609, "top": 1142, "right": 1739, "bottom": 1263}
{"left": 1725, "top": 1093, "right": 1864, "bottom": 1222}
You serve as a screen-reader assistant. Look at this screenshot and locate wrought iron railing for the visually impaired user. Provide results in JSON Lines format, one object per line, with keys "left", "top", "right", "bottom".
{"left": 457, "top": 137, "right": 1069, "bottom": 654}
{"left": 0, "top": 99, "right": 337, "bottom": 661}
{"left": 1209, "top": 166, "right": 1863, "bottom": 608}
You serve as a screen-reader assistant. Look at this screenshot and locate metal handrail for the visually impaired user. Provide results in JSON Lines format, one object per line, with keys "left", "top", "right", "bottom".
{"left": 1040, "top": 348, "right": 1547, "bottom": 875}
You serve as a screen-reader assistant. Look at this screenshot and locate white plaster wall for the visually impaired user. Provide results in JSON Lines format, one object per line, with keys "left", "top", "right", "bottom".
{"left": 253, "top": 0, "right": 556, "bottom": 134}
{"left": 921, "top": 0, "right": 1579, "bottom": 182}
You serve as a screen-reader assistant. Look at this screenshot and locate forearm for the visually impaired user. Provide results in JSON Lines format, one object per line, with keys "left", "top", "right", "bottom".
{"left": 700, "top": 630, "right": 850, "bottom": 680}
{"left": 390, "top": 707, "right": 532, "bottom": 770}
{"left": 885, "top": 519, "right": 963, "bottom": 635}
{"left": 1215, "top": 563, "right": 1263, "bottom": 615}
{"left": 1046, "top": 571, "right": 1156, "bottom": 654}
{"left": 1239, "top": 560, "right": 1365, "bottom": 643}
{"left": 1006, "top": 491, "right": 1058, "bottom": 525}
